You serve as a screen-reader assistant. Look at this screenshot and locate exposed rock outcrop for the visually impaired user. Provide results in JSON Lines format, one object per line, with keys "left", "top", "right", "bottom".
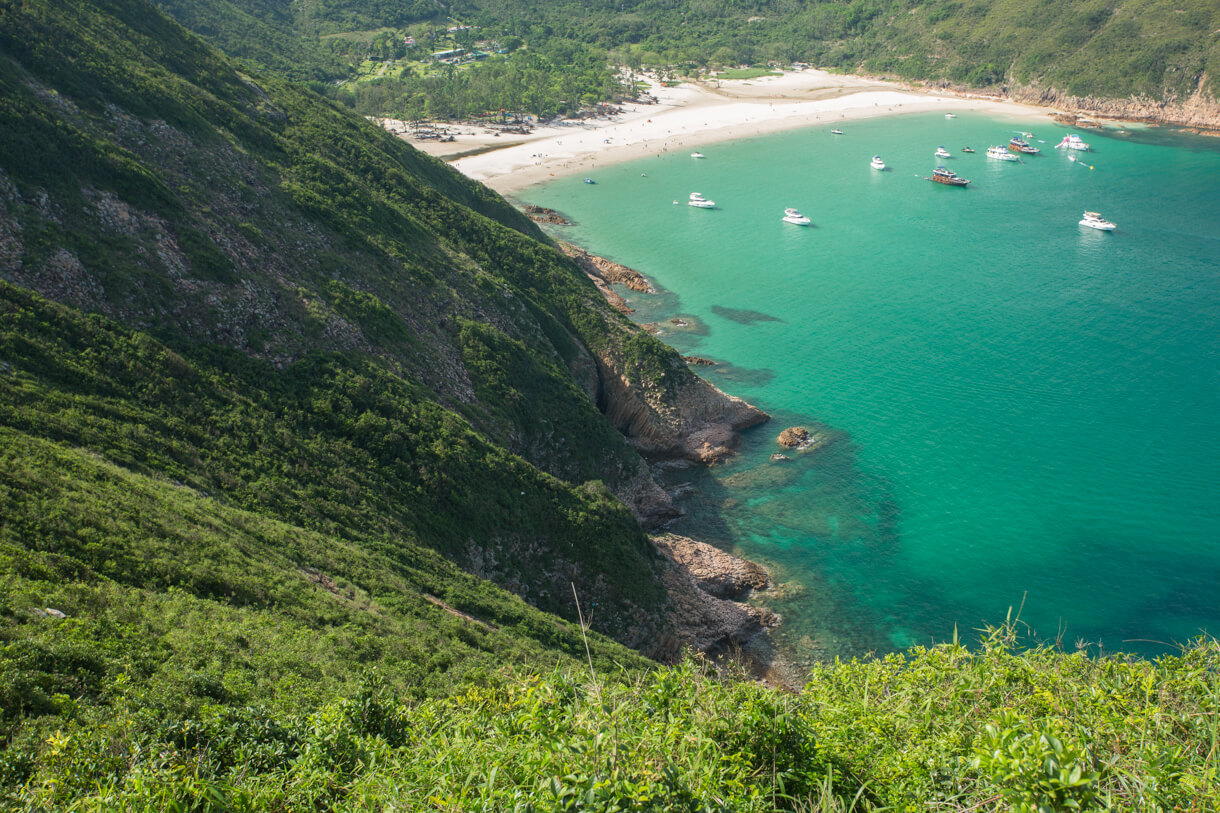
{"left": 594, "top": 339, "right": 769, "bottom": 464}
{"left": 522, "top": 204, "right": 571, "bottom": 225}
{"left": 654, "top": 532, "right": 769, "bottom": 599}
{"left": 559, "top": 243, "right": 655, "bottom": 292}
{"left": 653, "top": 533, "right": 778, "bottom": 657}
{"left": 586, "top": 274, "right": 633, "bottom": 314}
{"left": 777, "top": 426, "right": 809, "bottom": 447}
{"left": 1011, "top": 81, "right": 1220, "bottom": 131}
{"left": 777, "top": 425, "right": 832, "bottom": 453}
{"left": 617, "top": 464, "right": 681, "bottom": 527}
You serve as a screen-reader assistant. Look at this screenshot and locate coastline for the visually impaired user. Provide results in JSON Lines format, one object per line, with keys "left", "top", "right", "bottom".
{"left": 389, "top": 69, "right": 1058, "bottom": 195}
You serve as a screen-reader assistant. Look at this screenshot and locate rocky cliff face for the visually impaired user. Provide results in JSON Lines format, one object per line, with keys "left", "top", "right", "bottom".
{"left": 552, "top": 242, "right": 769, "bottom": 467}
{"left": 652, "top": 533, "right": 778, "bottom": 659}
{"left": 1012, "top": 80, "right": 1220, "bottom": 130}
{"left": 559, "top": 243, "right": 656, "bottom": 293}
{"left": 594, "top": 342, "right": 769, "bottom": 465}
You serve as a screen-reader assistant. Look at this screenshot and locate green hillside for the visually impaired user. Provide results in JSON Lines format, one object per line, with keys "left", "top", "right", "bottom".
{"left": 0, "top": 0, "right": 756, "bottom": 625}
{"left": 152, "top": 0, "right": 1219, "bottom": 117}
{"left": 0, "top": 0, "right": 727, "bottom": 698}
{"left": 446, "top": 0, "right": 1220, "bottom": 100}
{"left": 3, "top": 0, "right": 1220, "bottom": 809}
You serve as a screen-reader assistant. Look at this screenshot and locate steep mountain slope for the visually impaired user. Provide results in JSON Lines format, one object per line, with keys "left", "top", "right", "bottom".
{"left": 0, "top": 0, "right": 766, "bottom": 665}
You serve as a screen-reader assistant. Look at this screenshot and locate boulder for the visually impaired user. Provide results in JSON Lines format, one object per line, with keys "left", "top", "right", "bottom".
{"left": 777, "top": 426, "right": 809, "bottom": 447}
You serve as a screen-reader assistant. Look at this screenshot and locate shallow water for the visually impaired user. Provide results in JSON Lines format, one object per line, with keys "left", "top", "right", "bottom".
{"left": 524, "top": 112, "right": 1220, "bottom": 661}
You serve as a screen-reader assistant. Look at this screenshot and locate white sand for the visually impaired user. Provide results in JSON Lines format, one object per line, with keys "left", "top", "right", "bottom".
{"left": 391, "top": 69, "right": 1055, "bottom": 196}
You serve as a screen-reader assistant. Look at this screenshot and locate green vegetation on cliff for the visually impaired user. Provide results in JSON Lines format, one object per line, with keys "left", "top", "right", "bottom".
{"left": 2, "top": 0, "right": 722, "bottom": 634}
{"left": 7, "top": 600, "right": 1219, "bottom": 809}
{"left": 3, "top": 0, "right": 1219, "bottom": 809}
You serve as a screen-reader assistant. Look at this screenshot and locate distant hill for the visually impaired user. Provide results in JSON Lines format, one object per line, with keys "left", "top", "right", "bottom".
{"left": 448, "top": 0, "right": 1219, "bottom": 104}
{"left": 155, "top": 0, "right": 1219, "bottom": 116}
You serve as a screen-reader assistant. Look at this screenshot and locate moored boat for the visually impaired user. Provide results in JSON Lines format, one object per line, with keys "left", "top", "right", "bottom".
{"left": 870, "top": 155, "right": 886, "bottom": 170}
{"left": 1008, "top": 137, "right": 1040, "bottom": 154}
{"left": 986, "top": 145, "right": 1019, "bottom": 161}
{"left": 935, "top": 146, "right": 952, "bottom": 158}
{"left": 583, "top": 177, "right": 596, "bottom": 184}
{"left": 782, "top": 207, "right": 812, "bottom": 225}
{"left": 831, "top": 128, "right": 844, "bottom": 135}
{"left": 690, "top": 152, "right": 706, "bottom": 159}
{"left": 1055, "top": 134, "right": 1091, "bottom": 151}
{"left": 945, "top": 113, "right": 957, "bottom": 119}
{"left": 1079, "top": 211, "right": 1116, "bottom": 230}
{"left": 961, "top": 147, "right": 975, "bottom": 153}
{"left": 931, "top": 166, "right": 970, "bottom": 186}
{"left": 688, "top": 192, "right": 715, "bottom": 209}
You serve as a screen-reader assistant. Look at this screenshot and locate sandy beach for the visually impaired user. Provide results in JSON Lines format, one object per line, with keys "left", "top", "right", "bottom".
{"left": 387, "top": 69, "right": 1055, "bottom": 196}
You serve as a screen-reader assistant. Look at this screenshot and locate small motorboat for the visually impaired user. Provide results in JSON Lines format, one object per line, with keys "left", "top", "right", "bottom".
{"left": 961, "top": 147, "right": 975, "bottom": 153}
{"left": 935, "top": 146, "right": 952, "bottom": 158}
{"left": 690, "top": 152, "right": 706, "bottom": 159}
{"left": 831, "top": 128, "right": 844, "bottom": 135}
{"left": 870, "top": 155, "right": 886, "bottom": 170}
{"left": 945, "top": 113, "right": 957, "bottom": 119}
{"left": 583, "top": 178, "right": 596, "bottom": 184}
{"left": 1079, "top": 211, "right": 1116, "bottom": 231}
{"left": 782, "top": 207, "right": 811, "bottom": 225}
{"left": 1055, "top": 134, "right": 1091, "bottom": 151}
{"left": 688, "top": 192, "right": 715, "bottom": 209}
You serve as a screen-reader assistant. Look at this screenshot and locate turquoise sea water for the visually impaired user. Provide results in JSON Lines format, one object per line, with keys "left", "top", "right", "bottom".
{"left": 522, "top": 112, "right": 1220, "bottom": 662}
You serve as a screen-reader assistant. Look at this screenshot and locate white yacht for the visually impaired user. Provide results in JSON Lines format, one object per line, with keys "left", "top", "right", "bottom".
{"left": 934, "top": 146, "right": 952, "bottom": 159}
{"left": 986, "top": 145, "right": 1019, "bottom": 161}
{"left": 870, "top": 155, "right": 886, "bottom": 170}
{"left": 688, "top": 192, "right": 715, "bottom": 209}
{"left": 690, "top": 152, "right": 706, "bottom": 159}
{"left": 1055, "top": 134, "right": 1091, "bottom": 151}
{"left": 1079, "top": 211, "right": 1116, "bottom": 231}
{"left": 782, "top": 207, "right": 811, "bottom": 225}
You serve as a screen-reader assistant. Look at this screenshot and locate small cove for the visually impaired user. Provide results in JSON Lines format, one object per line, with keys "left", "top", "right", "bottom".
{"left": 523, "top": 112, "right": 1220, "bottom": 664}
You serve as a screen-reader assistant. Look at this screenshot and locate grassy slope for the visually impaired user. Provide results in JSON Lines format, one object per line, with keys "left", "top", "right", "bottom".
{"left": 1, "top": 0, "right": 733, "bottom": 641}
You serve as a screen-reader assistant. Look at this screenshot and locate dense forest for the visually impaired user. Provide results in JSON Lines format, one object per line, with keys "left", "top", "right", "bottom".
{"left": 153, "top": 0, "right": 1220, "bottom": 120}
{"left": 331, "top": 41, "right": 625, "bottom": 121}
{"left": 445, "top": 0, "right": 1220, "bottom": 99}
{"left": 3, "top": 0, "right": 1219, "bottom": 809}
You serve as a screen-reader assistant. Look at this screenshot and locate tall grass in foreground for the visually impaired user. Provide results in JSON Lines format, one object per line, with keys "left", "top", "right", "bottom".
{"left": 7, "top": 624, "right": 1218, "bottom": 811}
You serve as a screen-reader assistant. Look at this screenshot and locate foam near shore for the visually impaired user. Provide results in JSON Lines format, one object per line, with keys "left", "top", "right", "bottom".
{"left": 394, "top": 69, "right": 1056, "bottom": 195}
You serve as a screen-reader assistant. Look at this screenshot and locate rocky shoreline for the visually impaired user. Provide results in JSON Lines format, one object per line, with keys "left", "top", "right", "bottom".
{"left": 559, "top": 241, "right": 656, "bottom": 293}
{"left": 554, "top": 236, "right": 792, "bottom": 673}
{"left": 1011, "top": 84, "right": 1220, "bottom": 133}
{"left": 906, "top": 76, "right": 1220, "bottom": 133}
{"left": 652, "top": 533, "right": 779, "bottom": 659}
